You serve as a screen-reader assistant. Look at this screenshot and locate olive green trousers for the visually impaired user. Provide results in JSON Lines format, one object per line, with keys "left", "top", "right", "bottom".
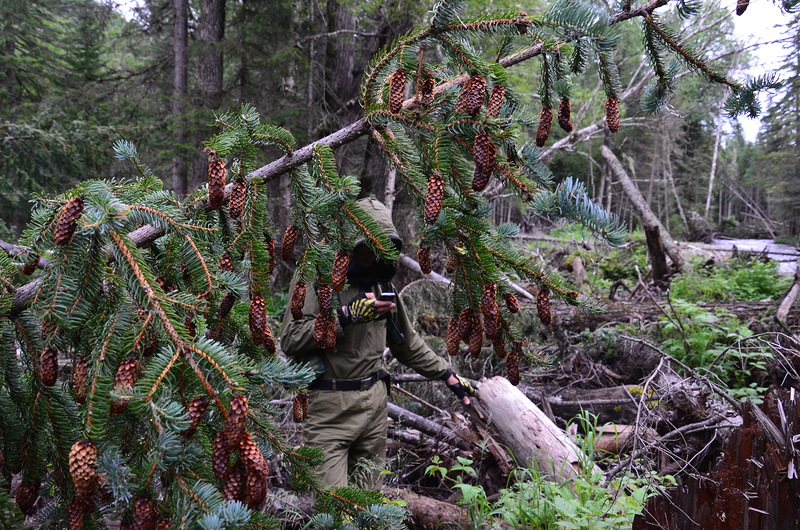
{"left": 304, "top": 382, "right": 388, "bottom": 489}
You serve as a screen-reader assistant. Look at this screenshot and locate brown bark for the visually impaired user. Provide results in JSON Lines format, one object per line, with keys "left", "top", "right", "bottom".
{"left": 776, "top": 262, "right": 800, "bottom": 339}
{"left": 198, "top": 0, "right": 226, "bottom": 111}
{"left": 390, "top": 489, "right": 470, "bottom": 529}
{"left": 171, "top": 0, "right": 188, "bottom": 196}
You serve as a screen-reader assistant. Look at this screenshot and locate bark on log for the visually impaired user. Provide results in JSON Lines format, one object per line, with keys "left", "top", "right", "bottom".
{"left": 776, "top": 261, "right": 800, "bottom": 339}
{"left": 469, "top": 376, "right": 602, "bottom": 482}
{"left": 387, "top": 402, "right": 472, "bottom": 451}
{"left": 389, "top": 489, "right": 471, "bottom": 530}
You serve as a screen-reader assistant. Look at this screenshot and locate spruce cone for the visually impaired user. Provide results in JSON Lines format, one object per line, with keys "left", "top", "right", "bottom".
{"left": 291, "top": 282, "right": 306, "bottom": 320}
{"left": 506, "top": 345, "right": 520, "bottom": 385}
{"left": 14, "top": 480, "right": 39, "bottom": 515}
{"left": 184, "top": 315, "right": 196, "bottom": 339}
{"left": 208, "top": 159, "right": 227, "bottom": 209}
{"left": 40, "top": 347, "right": 58, "bottom": 387}
{"left": 445, "top": 254, "right": 456, "bottom": 274}
{"left": 492, "top": 336, "right": 507, "bottom": 359}
{"left": 558, "top": 97, "right": 573, "bottom": 132}
{"left": 240, "top": 433, "right": 270, "bottom": 478}
{"left": 218, "top": 252, "right": 234, "bottom": 273}
{"left": 249, "top": 294, "right": 268, "bottom": 346}
{"left": 455, "top": 75, "right": 486, "bottom": 116}
{"left": 481, "top": 283, "right": 497, "bottom": 315}
{"left": 54, "top": 196, "right": 84, "bottom": 246}
{"left": 537, "top": 286, "right": 552, "bottom": 326}
{"left": 263, "top": 323, "right": 276, "bottom": 355}
{"left": 184, "top": 396, "right": 209, "bottom": 438}
{"left": 244, "top": 469, "right": 268, "bottom": 509}
{"left": 472, "top": 165, "right": 492, "bottom": 193}
{"left": 504, "top": 293, "right": 520, "bottom": 314}
{"left": 535, "top": 107, "right": 553, "bottom": 147}
{"left": 292, "top": 395, "right": 305, "bottom": 422}
{"left": 472, "top": 132, "right": 496, "bottom": 192}
{"left": 486, "top": 85, "right": 505, "bottom": 118}
{"left": 69, "top": 439, "right": 98, "bottom": 496}
{"left": 605, "top": 98, "right": 620, "bottom": 133}
{"left": 736, "top": 0, "right": 749, "bottom": 14}
{"left": 265, "top": 236, "right": 275, "bottom": 276}
{"left": 388, "top": 69, "right": 406, "bottom": 113}
{"left": 67, "top": 498, "right": 85, "bottom": 530}
{"left": 416, "top": 75, "right": 435, "bottom": 106}
{"left": 212, "top": 431, "right": 231, "bottom": 481}
{"left": 332, "top": 252, "right": 350, "bottom": 292}
{"left": 223, "top": 460, "right": 246, "bottom": 501}
{"left": 132, "top": 495, "right": 158, "bottom": 530}
{"left": 457, "top": 308, "right": 476, "bottom": 343}
{"left": 72, "top": 357, "right": 89, "bottom": 405}
{"left": 224, "top": 393, "right": 249, "bottom": 450}
{"left": 423, "top": 171, "right": 445, "bottom": 225}
{"left": 228, "top": 177, "right": 247, "bottom": 219}
{"left": 483, "top": 312, "right": 499, "bottom": 341}
{"left": 112, "top": 357, "right": 138, "bottom": 414}
{"left": 314, "top": 312, "right": 334, "bottom": 349}
{"left": 22, "top": 256, "right": 39, "bottom": 276}
{"left": 318, "top": 283, "right": 333, "bottom": 314}
{"left": 219, "top": 292, "right": 235, "bottom": 319}
{"left": 468, "top": 321, "right": 483, "bottom": 356}
{"left": 281, "top": 225, "right": 300, "bottom": 261}
{"left": 446, "top": 318, "right": 460, "bottom": 356}
{"left": 156, "top": 520, "right": 172, "bottom": 530}
{"left": 418, "top": 246, "right": 431, "bottom": 275}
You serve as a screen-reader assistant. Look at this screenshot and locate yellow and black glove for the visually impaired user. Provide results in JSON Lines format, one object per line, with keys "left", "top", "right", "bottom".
{"left": 338, "top": 293, "right": 379, "bottom": 325}
{"left": 443, "top": 370, "right": 476, "bottom": 401}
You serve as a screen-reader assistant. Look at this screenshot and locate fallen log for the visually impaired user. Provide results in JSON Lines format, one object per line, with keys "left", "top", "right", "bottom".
{"left": 388, "top": 489, "right": 471, "bottom": 530}
{"left": 387, "top": 402, "right": 472, "bottom": 451}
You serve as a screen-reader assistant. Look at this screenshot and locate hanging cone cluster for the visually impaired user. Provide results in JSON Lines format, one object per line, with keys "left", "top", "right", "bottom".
{"left": 292, "top": 392, "right": 309, "bottom": 422}
{"left": 472, "top": 131, "right": 497, "bottom": 192}
{"left": 504, "top": 293, "right": 520, "bottom": 314}
{"left": 132, "top": 495, "right": 159, "bottom": 530}
{"left": 492, "top": 335, "right": 506, "bottom": 359}
{"left": 72, "top": 357, "right": 88, "bottom": 405}
{"left": 486, "top": 85, "right": 505, "bottom": 118}
{"left": 537, "top": 286, "right": 552, "bottom": 326}
{"left": 184, "top": 396, "right": 209, "bottom": 438}
{"left": 535, "top": 107, "right": 553, "bottom": 147}
{"left": 219, "top": 292, "right": 235, "bottom": 319}
{"left": 313, "top": 312, "right": 336, "bottom": 350}
{"left": 22, "top": 256, "right": 39, "bottom": 276}
{"left": 416, "top": 75, "right": 435, "bottom": 106}
{"left": 318, "top": 283, "right": 333, "bottom": 314}
{"left": 605, "top": 98, "right": 620, "bottom": 133}
{"left": 228, "top": 177, "right": 247, "bottom": 219}
{"left": 423, "top": 171, "right": 445, "bottom": 224}
{"left": 218, "top": 252, "right": 234, "bottom": 273}
{"left": 558, "top": 98, "right": 573, "bottom": 132}
{"left": 249, "top": 293, "right": 268, "bottom": 346}
{"left": 224, "top": 393, "right": 249, "bottom": 449}
{"left": 111, "top": 357, "right": 138, "bottom": 414}
{"left": 388, "top": 69, "right": 406, "bottom": 113}
{"left": 39, "top": 347, "right": 58, "bottom": 387}
{"left": 208, "top": 159, "right": 227, "bottom": 209}
{"left": 736, "top": 0, "right": 749, "bottom": 15}
{"left": 212, "top": 431, "right": 231, "bottom": 481}
{"left": 332, "top": 252, "right": 349, "bottom": 291}
{"left": 223, "top": 460, "right": 246, "bottom": 501}
{"left": 239, "top": 432, "right": 270, "bottom": 477}
{"left": 507, "top": 342, "right": 521, "bottom": 385}
{"left": 418, "top": 246, "right": 431, "bottom": 274}
{"left": 67, "top": 497, "right": 85, "bottom": 530}
{"left": 69, "top": 439, "right": 99, "bottom": 496}
{"left": 244, "top": 467, "right": 268, "bottom": 509}
{"left": 14, "top": 480, "right": 39, "bottom": 515}
{"left": 455, "top": 75, "right": 486, "bottom": 116}
{"left": 458, "top": 308, "right": 477, "bottom": 343}
{"left": 265, "top": 236, "right": 275, "bottom": 276}
{"left": 281, "top": 225, "right": 300, "bottom": 261}
{"left": 481, "top": 283, "right": 499, "bottom": 340}
{"left": 290, "top": 282, "right": 306, "bottom": 320}
{"left": 54, "top": 196, "right": 84, "bottom": 246}
{"left": 446, "top": 318, "right": 460, "bottom": 356}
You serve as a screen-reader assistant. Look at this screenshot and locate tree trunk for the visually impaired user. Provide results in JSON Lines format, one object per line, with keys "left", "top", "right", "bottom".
{"left": 198, "top": 0, "right": 226, "bottom": 110}
{"left": 704, "top": 108, "right": 723, "bottom": 219}
{"left": 171, "top": 0, "right": 188, "bottom": 196}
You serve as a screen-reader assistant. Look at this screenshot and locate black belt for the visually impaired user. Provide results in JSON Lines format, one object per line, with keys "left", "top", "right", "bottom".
{"left": 309, "top": 371, "right": 389, "bottom": 392}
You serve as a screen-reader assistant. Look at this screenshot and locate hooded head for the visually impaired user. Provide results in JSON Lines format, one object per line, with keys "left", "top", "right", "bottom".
{"left": 348, "top": 197, "right": 403, "bottom": 286}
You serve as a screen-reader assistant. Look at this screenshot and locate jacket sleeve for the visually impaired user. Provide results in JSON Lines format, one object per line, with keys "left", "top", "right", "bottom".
{"left": 388, "top": 293, "right": 450, "bottom": 380}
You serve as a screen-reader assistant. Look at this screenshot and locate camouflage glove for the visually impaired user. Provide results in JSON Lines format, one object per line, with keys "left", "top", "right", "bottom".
{"left": 442, "top": 370, "right": 476, "bottom": 401}
{"left": 338, "top": 293, "right": 379, "bottom": 325}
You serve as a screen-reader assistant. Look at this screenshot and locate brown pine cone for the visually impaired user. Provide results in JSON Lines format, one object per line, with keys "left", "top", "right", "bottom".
{"left": 265, "top": 236, "right": 275, "bottom": 276}
{"left": 483, "top": 311, "right": 499, "bottom": 341}
{"left": 506, "top": 345, "right": 520, "bottom": 385}
{"left": 313, "top": 312, "right": 335, "bottom": 350}
{"left": 290, "top": 282, "right": 306, "bottom": 320}
{"left": 212, "top": 431, "right": 231, "bottom": 482}
{"left": 445, "top": 254, "right": 456, "bottom": 274}
{"left": 239, "top": 432, "right": 270, "bottom": 477}
{"left": 132, "top": 495, "right": 158, "bottom": 530}
{"left": 54, "top": 196, "right": 84, "bottom": 246}
{"left": 325, "top": 314, "right": 337, "bottom": 350}
{"left": 472, "top": 132, "right": 496, "bottom": 192}
{"left": 455, "top": 75, "right": 486, "bottom": 116}
{"left": 218, "top": 252, "right": 234, "bottom": 273}
{"left": 605, "top": 98, "right": 620, "bottom": 133}
{"left": 39, "top": 347, "right": 58, "bottom": 387}
{"left": 416, "top": 75, "right": 435, "bottom": 106}
{"left": 219, "top": 292, "right": 236, "bottom": 320}
{"left": 292, "top": 395, "right": 305, "bottom": 422}
{"left": 155, "top": 520, "right": 172, "bottom": 530}
{"left": 208, "top": 159, "right": 227, "bottom": 209}
{"left": 281, "top": 226, "right": 300, "bottom": 261}
{"left": 318, "top": 283, "right": 333, "bottom": 314}
{"left": 224, "top": 393, "right": 249, "bottom": 450}
{"left": 244, "top": 468, "right": 268, "bottom": 509}
{"left": 472, "top": 165, "right": 492, "bottom": 193}
{"left": 446, "top": 318, "right": 460, "bottom": 356}
{"left": 486, "top": 85, "right": 505, "bottom": 118}
{"left": 388, "top": 69, "right": 406, "bottom": 113}
{"left": 332, "top": 252, "right": 350, "bottom": 292}
{"left": 22, "top": 256, "right": 39, "bottom": 276}
{"left": 67, "top": 497, "right": 85, "bottom": 530}
{"left": 14, "top": 480, "right": 39, "bottom": 516}
{"left": 537, "top": 286, "right": 552, "bottom": 326}
{"left": 184, "top": 315, "right": 196, "bottom": 339}
{"left": 492, "top": 336, "right": 507, "bottom": 359}
{"left": 249, "top": 294, "right": 268, "bottom": 346}
{"left": 535, "top": 107, "right": 553, "bottom": 147}
{"left": 69, "top": 439, "right": 99, "bottom": 496}
{"left": 557, "top": 97, "right": 573, "bottom": 132}
{"left": 263, "top": 322, "right": 276, "bottom": 355}
{"left": 423, "top": 171, "right": 445, "bottom": 225}
{"left": 72, "top": 357, "right": 89, "bottom": 405}
{"left": 468, "top": 321, "right": 483, "bottom": 356}
{"left": 481, "top": 283, "right": 497, "bottom": 315}
{"left": 223, "top": 460, "right": 246, "bottom": 501}
{"left": 457, "top": 308, "right": 476, "bottom": 343}
{"left": 418, "top": 246, "right": 431, "bottom": 275}
{"left": 504, "top": 293, "right": 520, "bottom": 314}
{"left": 111, "top": 357, "right": 138, "bottom": 414}
{"left": 183, "top": 396, "right": 209, "bottom": 438}
{"left": 736, "top": 0, "right": 749, "bottom": 14}
{"left": 228, "top": 177, "right": 248, "bottom": 219}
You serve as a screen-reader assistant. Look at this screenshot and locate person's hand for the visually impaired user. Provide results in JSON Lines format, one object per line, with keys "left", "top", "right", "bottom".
{"left": 443, "top": 370, "right": 475, "bottom": 406}
{"left": 339, "top": 292, "right": 396, "bottom": 325}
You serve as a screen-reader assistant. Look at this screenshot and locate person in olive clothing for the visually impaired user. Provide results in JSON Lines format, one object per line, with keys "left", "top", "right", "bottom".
{"left": 280, "top": 197, "right": 475, "bottom": 489}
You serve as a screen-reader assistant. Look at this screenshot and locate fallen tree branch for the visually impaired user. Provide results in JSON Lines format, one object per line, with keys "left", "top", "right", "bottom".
{"left": 387, "top": 402, "right": 472, "bottom": 452}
